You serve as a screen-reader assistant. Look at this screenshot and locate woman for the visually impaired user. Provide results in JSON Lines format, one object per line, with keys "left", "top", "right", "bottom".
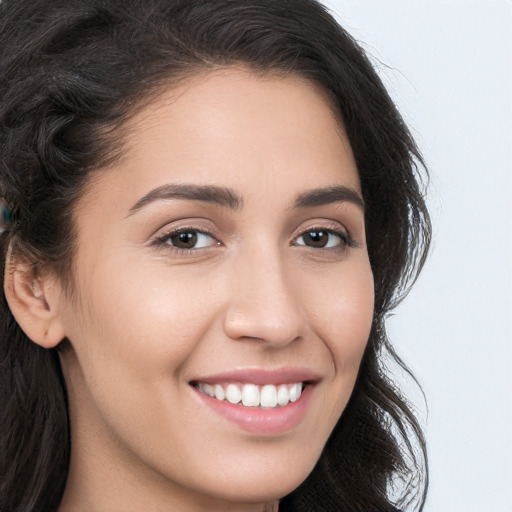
{"left": 0, "top": 1, "right": 431, "bottom": 511}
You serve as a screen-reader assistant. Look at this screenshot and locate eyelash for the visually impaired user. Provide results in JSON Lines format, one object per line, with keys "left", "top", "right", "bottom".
{"left": 152, "top": 227, "right": 220, "bottom": 253}
{"left": 292, "top": 226, "right": 355, "bottom": 251}
{"left": 152, "top": 225, "right": 355, "bottom": 253}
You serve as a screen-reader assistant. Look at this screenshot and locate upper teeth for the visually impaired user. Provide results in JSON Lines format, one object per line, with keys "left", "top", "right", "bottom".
{"left": 197, "top": 382, "right": 303, "bottom": 408}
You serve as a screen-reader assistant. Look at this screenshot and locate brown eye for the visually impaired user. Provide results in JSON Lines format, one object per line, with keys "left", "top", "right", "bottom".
{"left": 169, "top": 231, "right": 198, "bottom": 248}
{"left": 302, "top": 230, "right": 329, "bottom": 248}
{"left": 161, "top": 230, "right": 217, "bottom": 250}
{"left": 295, "top": 229, "right": 348, "bottom": 249}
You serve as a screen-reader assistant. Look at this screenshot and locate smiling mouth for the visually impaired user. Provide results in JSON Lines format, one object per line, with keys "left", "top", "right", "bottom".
{"left": 192, "top": 381, "right": 307, "bottom": 409}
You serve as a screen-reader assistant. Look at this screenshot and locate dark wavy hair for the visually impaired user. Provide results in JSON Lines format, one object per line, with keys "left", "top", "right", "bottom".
{"left": 0, "top": 1, "right": 431, "bottom": 511}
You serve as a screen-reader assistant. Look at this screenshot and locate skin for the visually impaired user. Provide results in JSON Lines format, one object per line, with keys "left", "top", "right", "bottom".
{"left": 23, "top": 69, "right": 375, "bottom": 511}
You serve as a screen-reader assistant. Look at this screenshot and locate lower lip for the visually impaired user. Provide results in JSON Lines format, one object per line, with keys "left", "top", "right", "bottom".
{"left": 192, "top": 384, "right": 315, "bottom": 436}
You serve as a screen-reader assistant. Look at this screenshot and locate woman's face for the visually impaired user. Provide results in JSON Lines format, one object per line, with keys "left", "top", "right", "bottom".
{"left": 57, "top": 68, "right": 374, "bottom": 511}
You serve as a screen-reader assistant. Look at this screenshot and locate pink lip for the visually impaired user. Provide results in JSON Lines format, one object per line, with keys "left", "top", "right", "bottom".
{"left": 191, "top": 367, "right": 321, "bottom": 386}
{"left": 190, "top": 368, "right": 320, "bottom": 436}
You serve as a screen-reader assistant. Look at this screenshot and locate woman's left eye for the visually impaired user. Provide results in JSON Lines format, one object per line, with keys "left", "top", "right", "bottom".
{"left": 294, "top": 229, "right": 350, "bottom": 249}
{"left": 158, "top": 229, "right": 217, "bottom": 250}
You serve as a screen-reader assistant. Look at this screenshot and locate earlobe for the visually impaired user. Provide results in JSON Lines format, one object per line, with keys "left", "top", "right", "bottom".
{"left": 4, "top": 251, "right": 66, "bottom": 349}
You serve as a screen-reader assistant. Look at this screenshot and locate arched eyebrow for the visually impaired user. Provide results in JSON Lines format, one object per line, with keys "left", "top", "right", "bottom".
{"left": 293, "top": 185, "right": 364, "bottom": 210}
{"left": 128, "top": 184, "right": 243, "bottom": 215}
{"left": 127, "top": 183, "right": 364, "bottom": 216}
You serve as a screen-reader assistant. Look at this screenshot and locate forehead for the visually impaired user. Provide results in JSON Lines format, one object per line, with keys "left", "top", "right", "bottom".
{"left": 79, "top": 67, "right": 360, "bottom": 215}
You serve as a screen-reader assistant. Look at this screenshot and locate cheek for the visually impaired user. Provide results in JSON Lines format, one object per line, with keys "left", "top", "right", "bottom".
{"left": 64, "top": 254, "right": 222, "bottom": 392}
{"left": 301, "top": 259, "right": 374, "bottom": 411}
{"left": 61, "top": 256, "right": 224, "bottom": 447}
{"left": 330, "top": 276, "right": 374, "bottom": 369}
{"left": 307, "top": 260, "right": 374, "bottom": 359}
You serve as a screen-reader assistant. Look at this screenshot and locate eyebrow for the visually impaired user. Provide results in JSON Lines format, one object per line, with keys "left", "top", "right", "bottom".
{"left": 128, "top": 184, "right": 243, "bottom": 214}
{"left": 293, "top": 185, "right": 364, "bottom": 210}
{"left": 128, "top": 183, "right": 364, "bottom": 215}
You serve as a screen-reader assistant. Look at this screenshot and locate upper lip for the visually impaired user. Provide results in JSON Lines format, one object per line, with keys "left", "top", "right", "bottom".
{"left": 190, "top": 367, "right": 322, "bottom": 386}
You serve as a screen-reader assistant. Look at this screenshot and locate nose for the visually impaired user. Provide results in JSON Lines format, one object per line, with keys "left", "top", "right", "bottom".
{"left": 223, "top": 246, "right": 306, "bottom": 347}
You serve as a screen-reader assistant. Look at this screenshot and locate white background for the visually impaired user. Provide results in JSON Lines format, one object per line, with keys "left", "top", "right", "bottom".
{"left": 321, "top": 1, "right": 512, "bottom": 511}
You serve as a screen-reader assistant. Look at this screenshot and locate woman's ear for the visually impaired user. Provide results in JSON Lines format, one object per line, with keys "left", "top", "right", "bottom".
{"left": 4, "top": 249, "right": 66, "bottom": 348}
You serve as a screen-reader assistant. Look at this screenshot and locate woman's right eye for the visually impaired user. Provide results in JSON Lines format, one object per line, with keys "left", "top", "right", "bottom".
{"left": 156, "top": 229, "right": 218, "bottom": 250}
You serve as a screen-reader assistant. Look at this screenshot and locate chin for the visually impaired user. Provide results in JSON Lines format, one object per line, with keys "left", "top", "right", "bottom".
{"left": 195, "top": 476, "right": 301, "bottom": 505}
{"left": 181, "top": 451, "right": 318, "bottom": 504}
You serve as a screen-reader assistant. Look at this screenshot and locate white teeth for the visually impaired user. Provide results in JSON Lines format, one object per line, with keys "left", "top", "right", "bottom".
{"left": 226, "top": 383, "right": 242, "bottom": 404}
{"left": 241, "top": 383, "right": 260, "bottom": 407}
{"left": 289, "top": 383, "right": 301, "bottom": 402}
{"left": 200, "top": 383, "right": 215, "bottom": 397}
{"left": 198, "top": 381, "right": 305, "bottom": 408}
{"left": 214, "top": 384, "right": 225, "bottom": 401}
{"left": 277, "top": 384, "right": 290, "bottom": 407}
{"left": 260, "top": 384, "right": 278, "bottom": 408}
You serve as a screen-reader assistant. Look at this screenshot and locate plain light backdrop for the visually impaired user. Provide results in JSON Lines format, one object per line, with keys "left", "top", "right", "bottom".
{"left": 321, "top": 1, "right": 512, "bottom": 511}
